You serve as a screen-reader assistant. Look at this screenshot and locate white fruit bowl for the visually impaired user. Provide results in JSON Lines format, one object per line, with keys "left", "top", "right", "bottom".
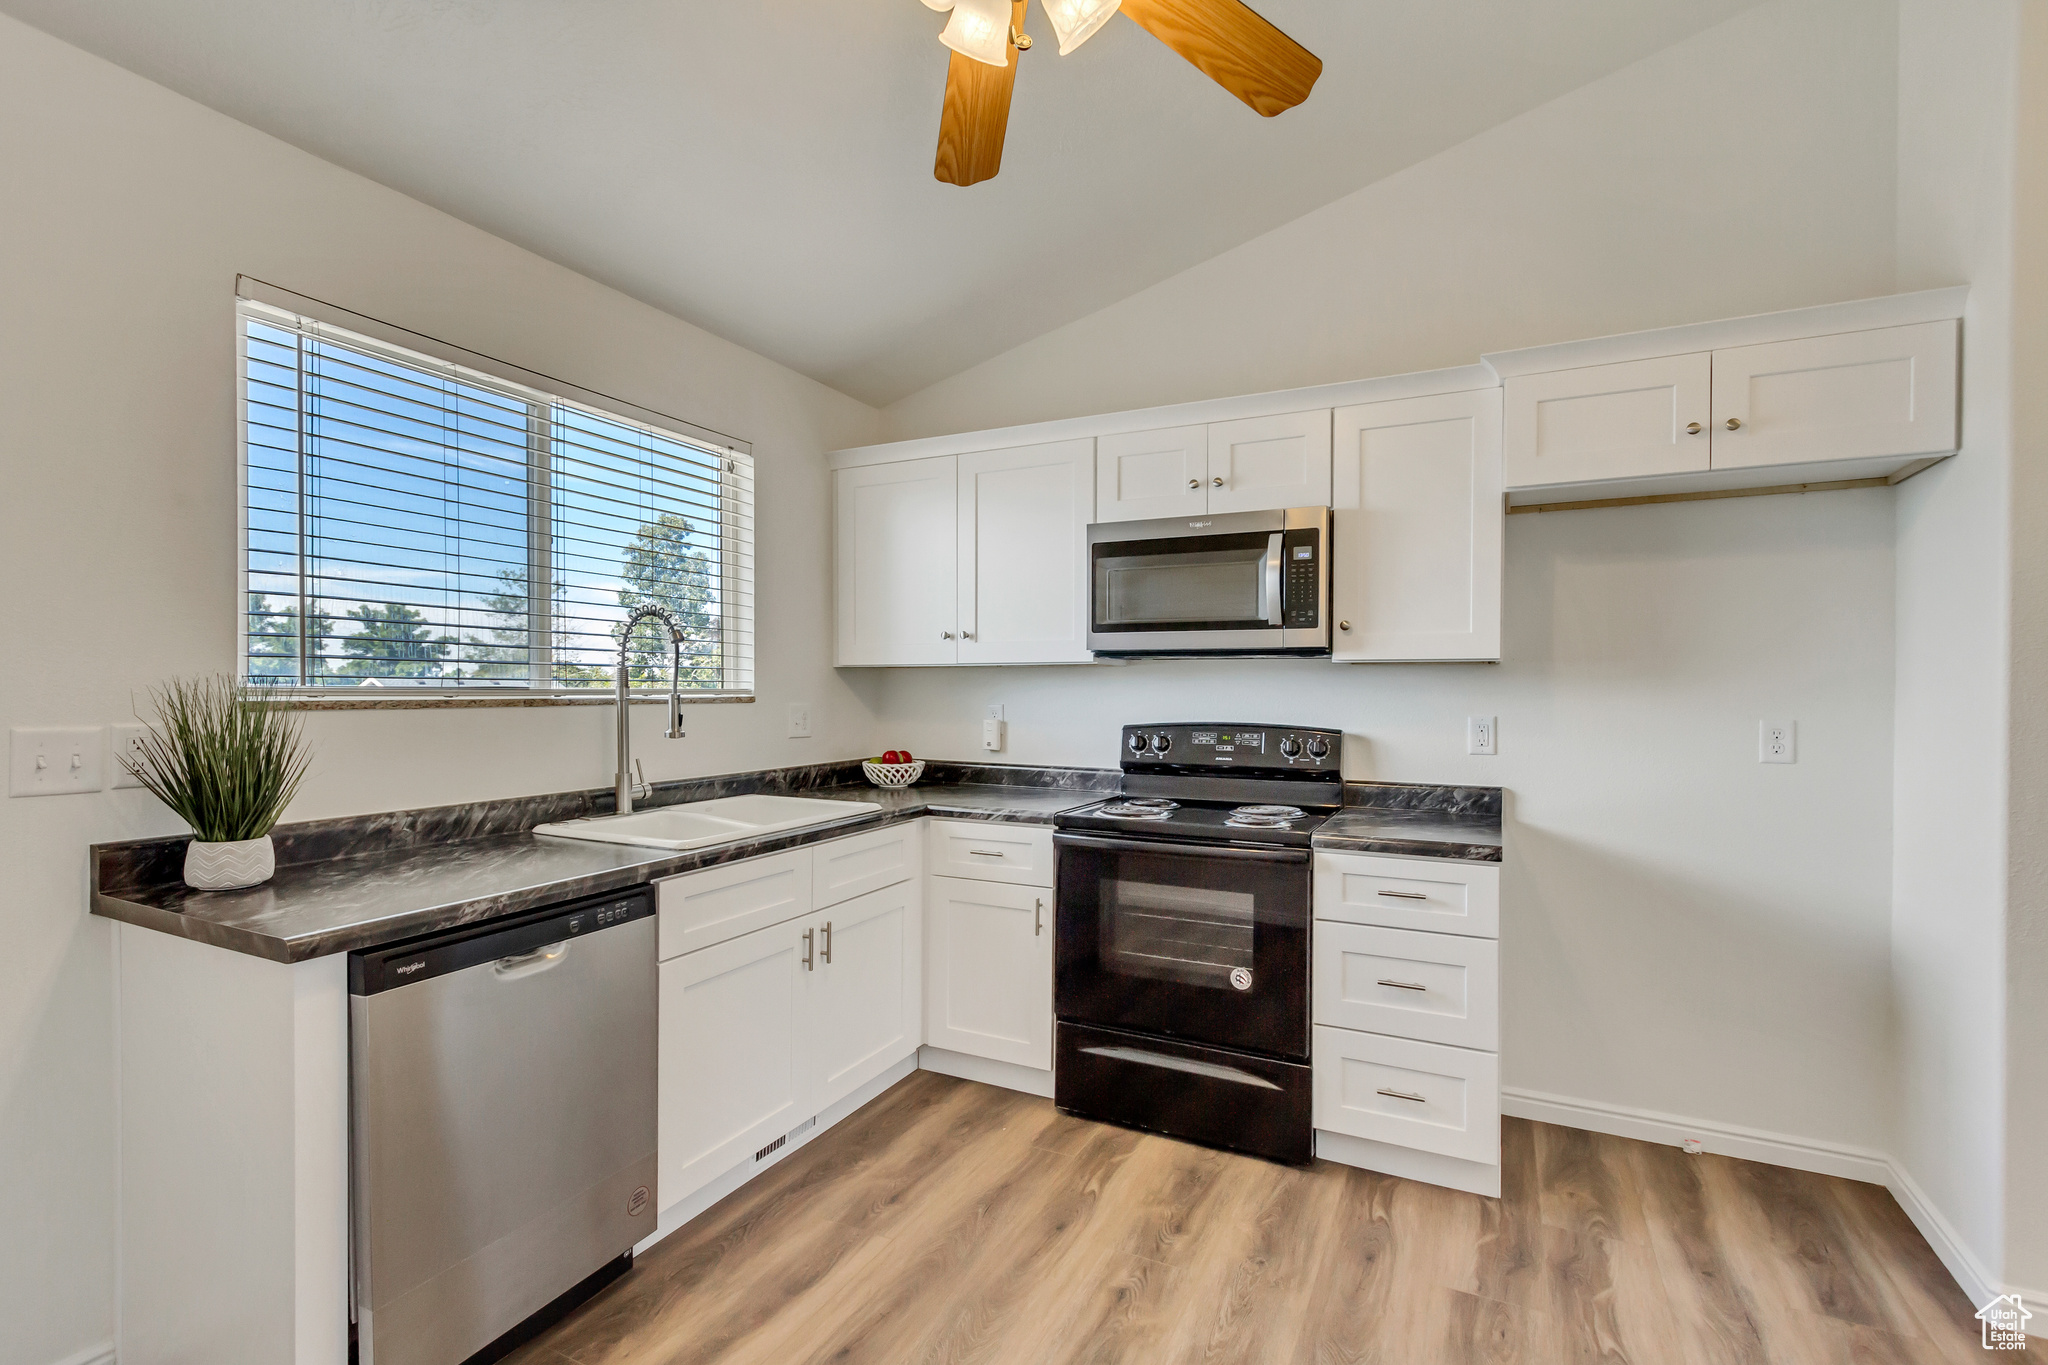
{"left": 862, "top": 758, "right": 924, "bottom": 789}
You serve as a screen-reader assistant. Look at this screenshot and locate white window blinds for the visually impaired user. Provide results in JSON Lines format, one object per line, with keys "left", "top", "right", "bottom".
{"left": 239, "top": 300, "right": 753, "bottom": 695}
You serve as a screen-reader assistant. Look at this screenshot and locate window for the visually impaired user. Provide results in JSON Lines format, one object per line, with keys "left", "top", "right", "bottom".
{"left": 238, "top": 297, "right": 753, "bottom": 698}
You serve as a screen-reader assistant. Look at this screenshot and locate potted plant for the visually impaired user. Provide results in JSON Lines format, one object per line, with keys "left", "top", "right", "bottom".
{"left": 125, "top": 676, "right": 313, "bottom": 891}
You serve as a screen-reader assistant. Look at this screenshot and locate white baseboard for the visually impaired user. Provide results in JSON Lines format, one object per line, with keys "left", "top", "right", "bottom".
{"left": 640, "top": 1052, "right": 918, "bottom": 1254}
{"left": 45, "top": 1344, "right": 115, "bottom": 1365}
{"left": 1501, "top": 1086, "right": 1892, "bottom": 1184}
{"left": 917, "top": 1045, "right": 1054, "bottom": 1098}
{"left": 1503, "top": 1086, "right": 2043, "bottom": 1339}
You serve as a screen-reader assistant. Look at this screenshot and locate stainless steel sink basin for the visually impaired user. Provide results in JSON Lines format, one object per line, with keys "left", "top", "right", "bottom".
{"left": 531, "top": 793, "right": 879, "bottom": 851}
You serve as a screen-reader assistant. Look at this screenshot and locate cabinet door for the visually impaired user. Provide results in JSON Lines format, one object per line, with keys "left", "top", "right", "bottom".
{"left": 925, "top": 875, "right": 1052, "bottom": 1069}
{"left": 657, "top": 921, "right": 810, "bottom": 1209}
{"left": 1710, "top": 320, "right": 1959, "bottom": 471}
{"left": 805, "top": 881, "right": 922, "bottom": 1112}
{"left": 1096, "top": 425, "right": 1208, "bottom": 522}
{"left": 1502, "top": 354, "right": 1711, "bottom": 489}
{"left": 834, "top": 456, "right": 958, "bottom": 666}
{"left": 1331, "top": 391, "right": 1502, "bottom": 662}
{"left": 957, "top": 440, "right": 1094, "bottom": 665}
{"left": 1207, "top": 410, "right": 1332, "bottom": 513}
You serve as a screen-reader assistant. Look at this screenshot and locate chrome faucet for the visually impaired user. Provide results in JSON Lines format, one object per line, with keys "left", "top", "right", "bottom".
{"left": 616, "top": 604, "right": 688, "bottom": 815}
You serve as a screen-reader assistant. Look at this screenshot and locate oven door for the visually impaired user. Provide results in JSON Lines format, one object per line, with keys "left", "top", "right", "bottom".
{"left": 1086, "top": 507, "right": 1327, "bottom": 655}
{"left": 1054, "top": 832, "right": 1310, "bottom": 1059}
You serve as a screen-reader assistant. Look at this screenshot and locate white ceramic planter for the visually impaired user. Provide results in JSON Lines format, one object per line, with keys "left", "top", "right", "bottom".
{"left": 183, "top": 835, "right": 276, "bottom": 891}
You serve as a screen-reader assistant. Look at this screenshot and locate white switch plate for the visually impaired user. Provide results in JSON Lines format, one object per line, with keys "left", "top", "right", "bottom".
{"left": 786, "top": 703, "right": 811, "bottom": 739}
{"left": 1467, "top": 716, "right": 1497, "bottom": 756}
{"left": 10, "top": 726, "right": 106, "bottom": 796}
{"left": 111, "top": 723, "right": 154, "bottom": 789}
{"left": 1760, "top": 719, "right": 1796, "bottom": 764}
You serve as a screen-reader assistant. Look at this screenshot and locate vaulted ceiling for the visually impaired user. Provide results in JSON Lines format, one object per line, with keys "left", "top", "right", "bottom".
{"left": 2, "top": 0, "right": 1761, "bottom": 405}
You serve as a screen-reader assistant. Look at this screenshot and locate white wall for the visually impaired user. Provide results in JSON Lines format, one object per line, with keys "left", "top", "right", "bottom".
{"left": 859, "top": 0, "right": 1906, "bottom": 1153}
{"left": 1891, "top": 0, "right": 2015, "bottom": 1295}
{"left": 0, "top": 15, "right": 880, "bottom": 1364}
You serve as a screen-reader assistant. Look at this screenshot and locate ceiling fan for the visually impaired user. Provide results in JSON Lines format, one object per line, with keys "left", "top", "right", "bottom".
{"left": 921, "top": 0, "right": 1321, "bottom": 186}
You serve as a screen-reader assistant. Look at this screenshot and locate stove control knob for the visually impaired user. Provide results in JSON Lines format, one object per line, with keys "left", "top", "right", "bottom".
{"left": 1278, "top": 735, "right": 1302, "bottom": 758}
{"left": 1149, "top": 732, "right": 1172, "bottom": 755}
{"left": 1127, "top": 732, "right": 1147, "bottom": 755}
{"left": 1305, "top": 736, "right": 1330, "bottom": 760}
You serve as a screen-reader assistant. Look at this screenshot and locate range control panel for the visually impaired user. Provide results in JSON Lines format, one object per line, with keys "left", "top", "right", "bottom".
{"left": 1121, "top": 723, "right": 1343, "bottom": 771}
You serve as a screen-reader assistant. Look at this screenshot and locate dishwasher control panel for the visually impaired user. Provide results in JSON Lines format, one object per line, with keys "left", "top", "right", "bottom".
{"left": 350, "top": 887, "right": 653, "bottom": 995}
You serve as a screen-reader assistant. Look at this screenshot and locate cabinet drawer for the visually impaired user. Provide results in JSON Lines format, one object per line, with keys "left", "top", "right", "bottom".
{"left": 1314, "top": 921, "right": 1498, "bottom": 1050}
{"left": 657, "top": 850, "right": 812, "bottom": 960}
{"left": 928, "top": 819, "right": 1054, "bottom": 887}
{"left": 1312, "top": 1026, "right": 1499, "bottom": 1165}
{"left": 1314, "top": 852, "right": 1499, "bottom": 939}
{"left": 813, "top": 823, "right": 921, "bottom": 910}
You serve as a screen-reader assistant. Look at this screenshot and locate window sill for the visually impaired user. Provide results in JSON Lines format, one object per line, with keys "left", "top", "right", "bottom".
{"left": 278, "top": 693, "right": 755, "bottom": 712}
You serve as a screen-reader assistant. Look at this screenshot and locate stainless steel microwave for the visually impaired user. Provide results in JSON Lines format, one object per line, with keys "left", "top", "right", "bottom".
{"left": 1087, "top": 506, "right": 1329, "bottom": 656}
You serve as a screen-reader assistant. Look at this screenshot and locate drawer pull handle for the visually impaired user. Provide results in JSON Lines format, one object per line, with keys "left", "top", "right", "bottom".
{"left": 1034, "top": 897, "right": 1044, "bottom": 936}
{"left": 820, "top": 920, "right": 832, "bottom": 965}
{"left": 1376, "top": 889, "right": 1428, "bottom": 901}
{"left": 1377, "top": 1088, "right": 1427, "bottom": 1103}
{"left": 802, "top": 927, "right": 814, "bottom": 971}
{"left": 1376, "top": 979, "right": 1427, "bottom": 991}
{"left": 968, "top": 849, "right": 1006, "bottom": 858}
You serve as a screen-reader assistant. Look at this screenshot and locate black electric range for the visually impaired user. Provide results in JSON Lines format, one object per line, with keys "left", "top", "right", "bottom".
{"left": 1051, "top": 723, "right": 1342, "bottom": 1164}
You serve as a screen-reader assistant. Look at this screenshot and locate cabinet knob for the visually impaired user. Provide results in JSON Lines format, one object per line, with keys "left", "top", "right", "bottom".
{"left": 1187, "top": 478, "right": 1199, "bottom": 489}
{"left": 1338, "top": 620, "right": 1351, "bottom": 631}
{"left": 960, "top": 632, "right": 975, "bottom": 641}
{"left": 941, "top": 631, "right": 954, "bottom": 640}
{"left": 1686, "top": 422, "right": 1703, "bottom": 435}
{"left": 1726, "top": 418, "right": 1743, "bottom": 431}
{"left": 1212, "top": 476, "right": 1225, "bottom": 487}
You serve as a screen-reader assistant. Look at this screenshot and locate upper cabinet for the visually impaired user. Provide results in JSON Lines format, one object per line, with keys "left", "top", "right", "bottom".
{"left": 1498, "top": 312, "right": 1961, "bottom": 504}
{"left": 835, "top": 440, "right": 1094, "bottom": 668}
{"left": 1097, "top": 411, "right": 1331, "bottom": 521}
{"left": 1331, "top": 390, "right": 1503, "bottom": 662}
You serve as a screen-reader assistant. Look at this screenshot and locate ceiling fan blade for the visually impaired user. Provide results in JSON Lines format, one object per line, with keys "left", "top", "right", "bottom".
{"left": 934, "top": 0, "right": 1027, "bottom": 186}
{"left": 1118, "top": 0, "right": 1321, "bottom": 116}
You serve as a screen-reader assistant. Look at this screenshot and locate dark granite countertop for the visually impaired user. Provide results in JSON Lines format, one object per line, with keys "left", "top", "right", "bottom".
{"left": 1311, "top": 781, "right": 1504, "bottom": 863}
{"left": 91, "top": 762, "right": 1110, "bottom": 964}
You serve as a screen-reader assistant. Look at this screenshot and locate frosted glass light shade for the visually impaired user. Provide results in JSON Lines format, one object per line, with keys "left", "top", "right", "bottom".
{"left": 940, "top": 0, "right": 1011, "bottom": 66}
{"left": 1041, "top": 0, "right": 1118, "bottom": 54}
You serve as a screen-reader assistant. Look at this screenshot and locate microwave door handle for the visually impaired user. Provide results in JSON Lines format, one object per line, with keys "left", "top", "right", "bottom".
{"left": 1264, "top": 532, "right": 1284, "bottom": 626}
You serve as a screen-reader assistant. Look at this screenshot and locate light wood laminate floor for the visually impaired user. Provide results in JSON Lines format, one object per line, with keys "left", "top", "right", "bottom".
{"left": 506, "top": 1072, "right": 2030, "bottom": 1365}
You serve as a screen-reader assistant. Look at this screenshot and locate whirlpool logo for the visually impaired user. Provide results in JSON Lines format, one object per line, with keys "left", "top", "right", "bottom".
{"left": 394, "top": 960, "right": 427, "bottom": 976}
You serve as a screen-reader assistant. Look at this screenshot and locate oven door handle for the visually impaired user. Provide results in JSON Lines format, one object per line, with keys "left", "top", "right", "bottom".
{"left": 1263, "top": 531, "right": 1284, "bottom": 626}
{"left": 1053, "top": 832, "right": 1311, "bottom": 864}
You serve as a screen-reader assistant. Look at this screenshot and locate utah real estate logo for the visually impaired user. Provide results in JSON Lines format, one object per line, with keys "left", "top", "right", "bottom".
{"left": 1976, "top": 1293, "right": 2032, "bottom": 1350}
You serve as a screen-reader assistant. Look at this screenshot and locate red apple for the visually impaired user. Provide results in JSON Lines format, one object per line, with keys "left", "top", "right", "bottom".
{"left": 881, "top": 750, "right": 902, "bottom": 764}
{"left": 898, "top": 750, "right": 913, "bottom": 762}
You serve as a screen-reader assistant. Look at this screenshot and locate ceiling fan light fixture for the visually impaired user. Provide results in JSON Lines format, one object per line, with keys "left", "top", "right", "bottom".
{"left": 939, "top": 0, "right": 1012, "bottom": 66}
{"left": 1040, "top": 0, "right": 1119, "bottom": 54}
{"left": 919, "top": 0, "right": 955, "bottom": 10}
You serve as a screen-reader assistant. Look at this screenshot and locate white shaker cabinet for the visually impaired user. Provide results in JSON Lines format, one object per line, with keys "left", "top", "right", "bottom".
{"left": 1502, "top": 353, "right": 1712, "bottom": 489}
{"left": 956, "top": 440, "right": 1095, "bottom": 665}
{"left": 1709, "top": 319, "right": 1958, "bottom": 471}
{"left": 805, "top": 880, "right": 923, "bottom": 1113}
{"left": 924, "top": 873, "right": 1053, "bottom": 1070}
{"left": 834, "top": 456, "right": 958, "bottom": 666}
{"left": 1096, "top": 425, "right": 1209, "bottom": 521}
{"left": 1331, "top": 390, "right": 1503, "bottom": 662}
{"left": 1207, "top": 410, "right": 1333, "bottom": 513}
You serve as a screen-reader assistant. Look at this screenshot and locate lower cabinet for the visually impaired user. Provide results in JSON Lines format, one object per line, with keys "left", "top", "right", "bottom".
{"left": 809, "top": 879, "right": 922, "bottom": 1112}
{"left": 924, "top": 874, "right": 1053, "bottom": 1070}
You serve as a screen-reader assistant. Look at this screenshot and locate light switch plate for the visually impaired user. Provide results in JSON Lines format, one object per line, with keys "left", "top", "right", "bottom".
{"left": 786, "top": 704, "right": 811, "bottom": 739}
{"left": 10, "top": 726, "right": 106, "bottom": 796}
{"left": 110, "top": 723, "right": 154, "bottom": 789}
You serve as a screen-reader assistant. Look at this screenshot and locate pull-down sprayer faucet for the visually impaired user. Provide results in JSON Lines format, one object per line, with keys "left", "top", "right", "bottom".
{"left": 615, "top": 604, "right": 687, "bottom": 815}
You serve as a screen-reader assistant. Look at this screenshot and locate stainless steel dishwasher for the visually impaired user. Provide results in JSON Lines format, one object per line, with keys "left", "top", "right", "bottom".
{"left": 349, "top": 887, "right": 657, "bottom": 1365}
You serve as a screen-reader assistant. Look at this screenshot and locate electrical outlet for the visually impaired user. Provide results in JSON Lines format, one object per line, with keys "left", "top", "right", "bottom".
{"left": 984, "top": 703, "right": 1005, "bottom": 721}
{"left": 10, "top": 727, "right": 106, "bottom": 796}
{"left": 1467, "top": 716, "right": 1497, "bottom": 756}
{"left": 1760, "top": 719, "right": 1796, "bottom": 764}
{"left": 786, "top": 704, "right": 811, "bottom": 739}
{"left": 111, "top": 723, "right": 154, "bottom": 789}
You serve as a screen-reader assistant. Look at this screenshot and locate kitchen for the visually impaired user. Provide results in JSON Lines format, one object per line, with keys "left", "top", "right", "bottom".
{"left": 2, "top": 1, "right": 2042, "bottom": 1363}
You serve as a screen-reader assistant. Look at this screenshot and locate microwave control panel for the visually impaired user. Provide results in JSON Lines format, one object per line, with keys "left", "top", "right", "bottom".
{"left": 1282, "top": 529, "right": 1321, "bottom": 629}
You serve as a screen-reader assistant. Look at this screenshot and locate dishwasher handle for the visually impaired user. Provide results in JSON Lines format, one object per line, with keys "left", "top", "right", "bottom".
{"left": 493, "top": 941, "right": 570, "bottom": 981}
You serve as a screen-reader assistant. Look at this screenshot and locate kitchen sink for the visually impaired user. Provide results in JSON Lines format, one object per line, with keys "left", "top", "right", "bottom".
{"left": 531, "top": 793, "right": 880, "bottom": 850}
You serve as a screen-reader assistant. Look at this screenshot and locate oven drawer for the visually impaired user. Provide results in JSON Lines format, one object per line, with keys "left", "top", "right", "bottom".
{"left": 1312, "top": 1026, "right": 1499, "bottom": 1164}
{"left": 1314, "top": 922, "right": 1498, "bottom": 1050}
{"left": 1313, "top": 852, "right": 1499, "bottom": 939}
{"left": 1056, "top": 1022, "right": 1312, "bottom": 1164}
{"left": 929, "top": 819, "right": 1054, "bottom": 887}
